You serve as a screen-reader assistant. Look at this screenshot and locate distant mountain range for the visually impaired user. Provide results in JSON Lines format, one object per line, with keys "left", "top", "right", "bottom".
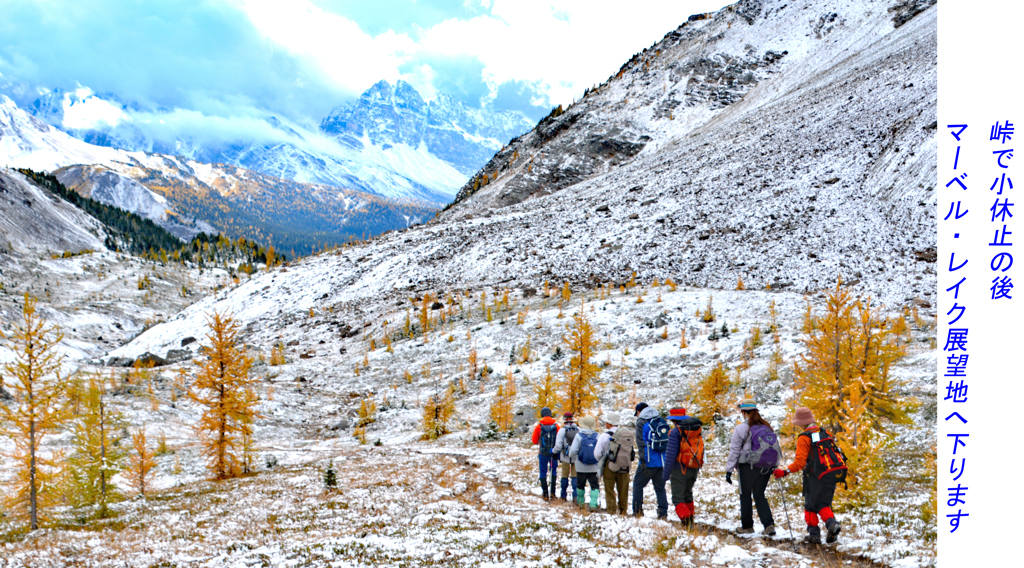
{"left": 24, "top": 81, "right": 534, "bottom": 204}
{"left": 1, "top": 95, "right": 439, "bottom": 255}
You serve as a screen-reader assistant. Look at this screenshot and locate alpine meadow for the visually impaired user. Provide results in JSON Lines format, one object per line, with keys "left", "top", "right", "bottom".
{"left": 0, "top": 1, "right": 939, "bottom": 567}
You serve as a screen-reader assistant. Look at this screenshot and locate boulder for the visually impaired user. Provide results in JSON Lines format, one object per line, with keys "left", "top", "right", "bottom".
{"left": 106, "top": 356, "right": 134, "bottom": 367}
{"left": 165, "top": 349, "right": 191, "bottom": 363}
{"left": 329, "top": 419, "right": 351, "bottom": 431}
{"left": 135, "top": 352, "right": 168, "bottom": 367}
{"left": 181, "top": 337, "right": 197, "bottom": 347}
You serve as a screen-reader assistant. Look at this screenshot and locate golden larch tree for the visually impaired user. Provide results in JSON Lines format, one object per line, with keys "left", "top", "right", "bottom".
{"left": 189, "top": 312, "right": 260, "bottom": 479}
{"left": 66, "top": 375, "right": 127, "bottom": 513}
{"left": 126, "top": 427, "right": 156, "bottom": 497}
{"left": 422, "top": 383, "right": 456, "bottom": 440}
{"left": 533, "top": 366, "right": 558, "bottom": 418}
{"left": 0, "top": 294, "right": 74, "bottom": 530}
{"left": 794, "top": 282, "right": 914, "bottom": 497}
{"left": 558, "top": 302, "right": 601, "bottom": 416}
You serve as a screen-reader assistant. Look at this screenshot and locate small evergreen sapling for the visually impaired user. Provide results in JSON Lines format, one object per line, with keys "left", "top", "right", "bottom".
{"left": 323, "top": 461, "right": 337, "bottom": 489}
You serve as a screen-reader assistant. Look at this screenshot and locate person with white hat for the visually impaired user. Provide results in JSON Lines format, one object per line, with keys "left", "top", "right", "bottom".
{"left": 595, "top": 412, "right": 633, "bottom": 515}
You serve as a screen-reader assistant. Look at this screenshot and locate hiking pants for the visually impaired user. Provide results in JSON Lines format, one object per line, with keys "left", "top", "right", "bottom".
{"left": 738, "top": 463, "right": 774, "bottom": 529}
{"left": 602, "top": 466, "right": 630, "bottom": 514}
{"left": 802, "top": 473, "right": 837, "bottom": 537}
{"left": 669, "top": 466, "right": 699, "bottom": 504}
{"left": 632, "top": 463, "right": 668, "bottom": 516}
{"left": 538, "top": 454, "right": 558, "bottom": 483}
{"left": 669, "top": 466, "right": 699, "bottom": 521}
{"left": 577, "top": 471, "right": 600, "bottom": 491}
{"left": 560, "top": 462, "right": 577, "bottom": 500}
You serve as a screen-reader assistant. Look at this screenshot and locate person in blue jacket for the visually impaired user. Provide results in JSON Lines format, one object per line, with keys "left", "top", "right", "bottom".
{"left": 632, "top": 403, "right": 668, "bottom": 518}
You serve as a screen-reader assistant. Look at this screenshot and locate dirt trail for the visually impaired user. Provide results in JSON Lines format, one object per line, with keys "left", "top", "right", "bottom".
{"left": 431, "top": 450, "right": 888, "bottom": 568}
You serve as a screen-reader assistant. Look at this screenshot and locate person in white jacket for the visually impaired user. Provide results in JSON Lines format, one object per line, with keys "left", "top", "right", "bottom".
{"left": 568, "top": 416, "right": 606, "bottom": 511}
{"left": 725, "top": 399, "right": 776, "bottom": 536}
{"left": 551, "top": 412, "right": 578, "bottom": 501}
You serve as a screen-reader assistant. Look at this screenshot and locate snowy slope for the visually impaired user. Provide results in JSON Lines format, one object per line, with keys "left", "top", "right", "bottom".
{"left": 112, "top": 0, "right": 938, "bottom": 362}
{"left": 0, "top": 95, "right": 128, "bottom": 172}
{"left": 0, "top": 168, "right": 107, "bottom": 255}
{"left": 438, "top": 0, "right": 937, "bottom": 303}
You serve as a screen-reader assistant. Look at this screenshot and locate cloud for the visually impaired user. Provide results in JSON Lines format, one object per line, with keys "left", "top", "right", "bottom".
{"left": 0, "top": 0, "right": 733, "bottom": 148}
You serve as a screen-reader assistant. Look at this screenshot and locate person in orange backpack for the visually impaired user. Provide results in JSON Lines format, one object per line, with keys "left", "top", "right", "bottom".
{"left": 662, "top": 407, "right": 703, "bottom": 528}
{"left": 774, "top": 407, "right": 845, "bottom": 544}
{"left": 532, "top": 407, "right": 560, "bottom": 500}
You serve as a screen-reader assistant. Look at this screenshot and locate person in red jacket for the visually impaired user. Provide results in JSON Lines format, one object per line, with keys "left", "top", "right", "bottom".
{"left": 774, "top": 407, "right": 842, "bottom": 544}
{"left": 532, "top": 407, "right": 560, "bottom": 500}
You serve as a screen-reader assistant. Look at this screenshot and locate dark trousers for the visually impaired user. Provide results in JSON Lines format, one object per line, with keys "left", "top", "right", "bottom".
{"left": 632, "top": 462, "right": 668, "bottom": 516}
{"left": 538, "top": 454, "right": 558, "bottom": 482}
{"left": 738, "top": 463, "right": 775, "bottom": 529}
{"left": 577, "top": 471, "right": 600, "bottom": 490}
{"left": 669, "top": 466, "right": 699, "bottom": 504}
{"left": 803, "top": 473, "right": 837, "bottom": 536}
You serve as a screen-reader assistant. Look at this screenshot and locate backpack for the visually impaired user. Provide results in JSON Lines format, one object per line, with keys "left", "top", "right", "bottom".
{"left": 607, "top": 428, "right": 636, "bottom": 473}
{"left": 743, "top": 424, "right": 782, "bottom": 469}
{"left": 647, "top": 416, "right": 671, "bottom": 453}
{"left": 675, "top": 417, "right": 704, "bottom": 470}
{"left": 561, "top": 424, "right": 579, "bottom": 459}
{"left": 539, "top": 423, "right": 557, "bottom": 455}
{"left": 800, "top": 428, "right": 848, "bottom": 485}
{"left": 578, "top": 432, "right": 599, "bottom": 465}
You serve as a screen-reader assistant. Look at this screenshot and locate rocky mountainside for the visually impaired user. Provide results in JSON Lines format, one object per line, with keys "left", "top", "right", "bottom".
{"left": 0, "top": 168, "right": 107, "bottom": 256}
{"left": 24, "top": 81, "right": 534, "bottom": 204}
{"left": 435, "top": 0, "right": 937, "bottom": 303}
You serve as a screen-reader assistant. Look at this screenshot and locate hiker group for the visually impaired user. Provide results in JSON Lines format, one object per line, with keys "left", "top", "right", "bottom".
{"left": 532, "top": 400, "right": 846, "bottom": 544}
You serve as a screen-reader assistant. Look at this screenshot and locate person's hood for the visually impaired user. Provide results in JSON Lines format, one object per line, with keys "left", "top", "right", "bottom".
{"left": 539, "top": 416, "right": 558, "bottom": 425}
{"left": 578, "top": 428, "right": 597, "bottom": 434}
{"left": 638, "top": 407, "right": 660, "bottom": 420}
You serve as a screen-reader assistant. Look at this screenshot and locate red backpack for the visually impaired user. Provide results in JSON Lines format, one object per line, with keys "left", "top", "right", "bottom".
{"left": 800, "top": 427, "right": 848, "bottom": 485}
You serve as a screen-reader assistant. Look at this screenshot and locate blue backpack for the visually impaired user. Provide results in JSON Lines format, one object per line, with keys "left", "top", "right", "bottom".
{"left": 539, "top": 423, "right": 558, "bottom": 455}
{"left": 647, "top": 416, "right": 671, "bottom": 453}
{"left": 578, "top": 432, "right": 599, "bottom": 465}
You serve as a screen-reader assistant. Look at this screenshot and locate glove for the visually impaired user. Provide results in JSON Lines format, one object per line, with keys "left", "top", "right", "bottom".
{"left": 725, "top": 471, "right": 733, "bottom": 485}
{"left": 773, "top": 469, "right": 788, "bottom": 479}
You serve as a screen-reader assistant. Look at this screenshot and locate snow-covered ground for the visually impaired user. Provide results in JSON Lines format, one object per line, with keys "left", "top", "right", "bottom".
{"left": 0, "top": 279, "right": 936, "bottom": 567}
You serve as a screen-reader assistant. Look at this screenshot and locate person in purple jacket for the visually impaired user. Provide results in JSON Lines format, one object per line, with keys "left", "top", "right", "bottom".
{"left": 725, "top": 398, "right": 776, "bottom": 536}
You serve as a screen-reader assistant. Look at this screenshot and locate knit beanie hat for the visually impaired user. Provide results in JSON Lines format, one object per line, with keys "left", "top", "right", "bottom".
{"left": 541, "top": 407, "right": 552, "bottom": 418}
{"left": 667, "top": 407, "right": 687, "bottom": 421}
{"left": 580, "top": 416, "right": 597, "bottom": 430}
{"left": 635, "top": 402, "right": 649, "bottom": 414}
{"left": 737, "top": 398, "right": 757, "bottom": 411}
{"left": 793, "top": 407, "right": 815, "bottom": 426}
{"left": 563, "top": 412, "right": 575, "bottom": 422}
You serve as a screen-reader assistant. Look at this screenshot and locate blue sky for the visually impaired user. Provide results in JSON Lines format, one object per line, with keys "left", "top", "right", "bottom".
{"left": 0, "top": 0, "right": 729, "bottom": 135}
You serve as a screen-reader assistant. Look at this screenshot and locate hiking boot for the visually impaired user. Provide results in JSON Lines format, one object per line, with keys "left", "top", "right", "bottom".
{"left": 762, "top": 525, "right": 777, "bottom": 537}
{"left": 735, "top": 527, "right": 755, "bottom": 534}
{"left": 541, "top": 480, "right": 549, "bottom": 501}
{"left": 803, "top": 534, "right": 822, "bottom": 545}
{"left": 825, "top": 519, "right": 841, "bottom": 544}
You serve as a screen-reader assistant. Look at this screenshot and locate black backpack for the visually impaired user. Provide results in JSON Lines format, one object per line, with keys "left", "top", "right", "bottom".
{"left": 562, "top": 424, "right": 578, "bottom": 458}
{"left": 539, "top": 423, "right": 558, "bottom": 455}
{"left": 800, "top": 428, "right": 848, "bottom": 485}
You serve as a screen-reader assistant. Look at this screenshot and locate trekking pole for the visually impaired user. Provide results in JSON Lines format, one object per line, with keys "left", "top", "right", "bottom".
{"left": 774, "top": 475, "right": 794, "bottom": 543}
